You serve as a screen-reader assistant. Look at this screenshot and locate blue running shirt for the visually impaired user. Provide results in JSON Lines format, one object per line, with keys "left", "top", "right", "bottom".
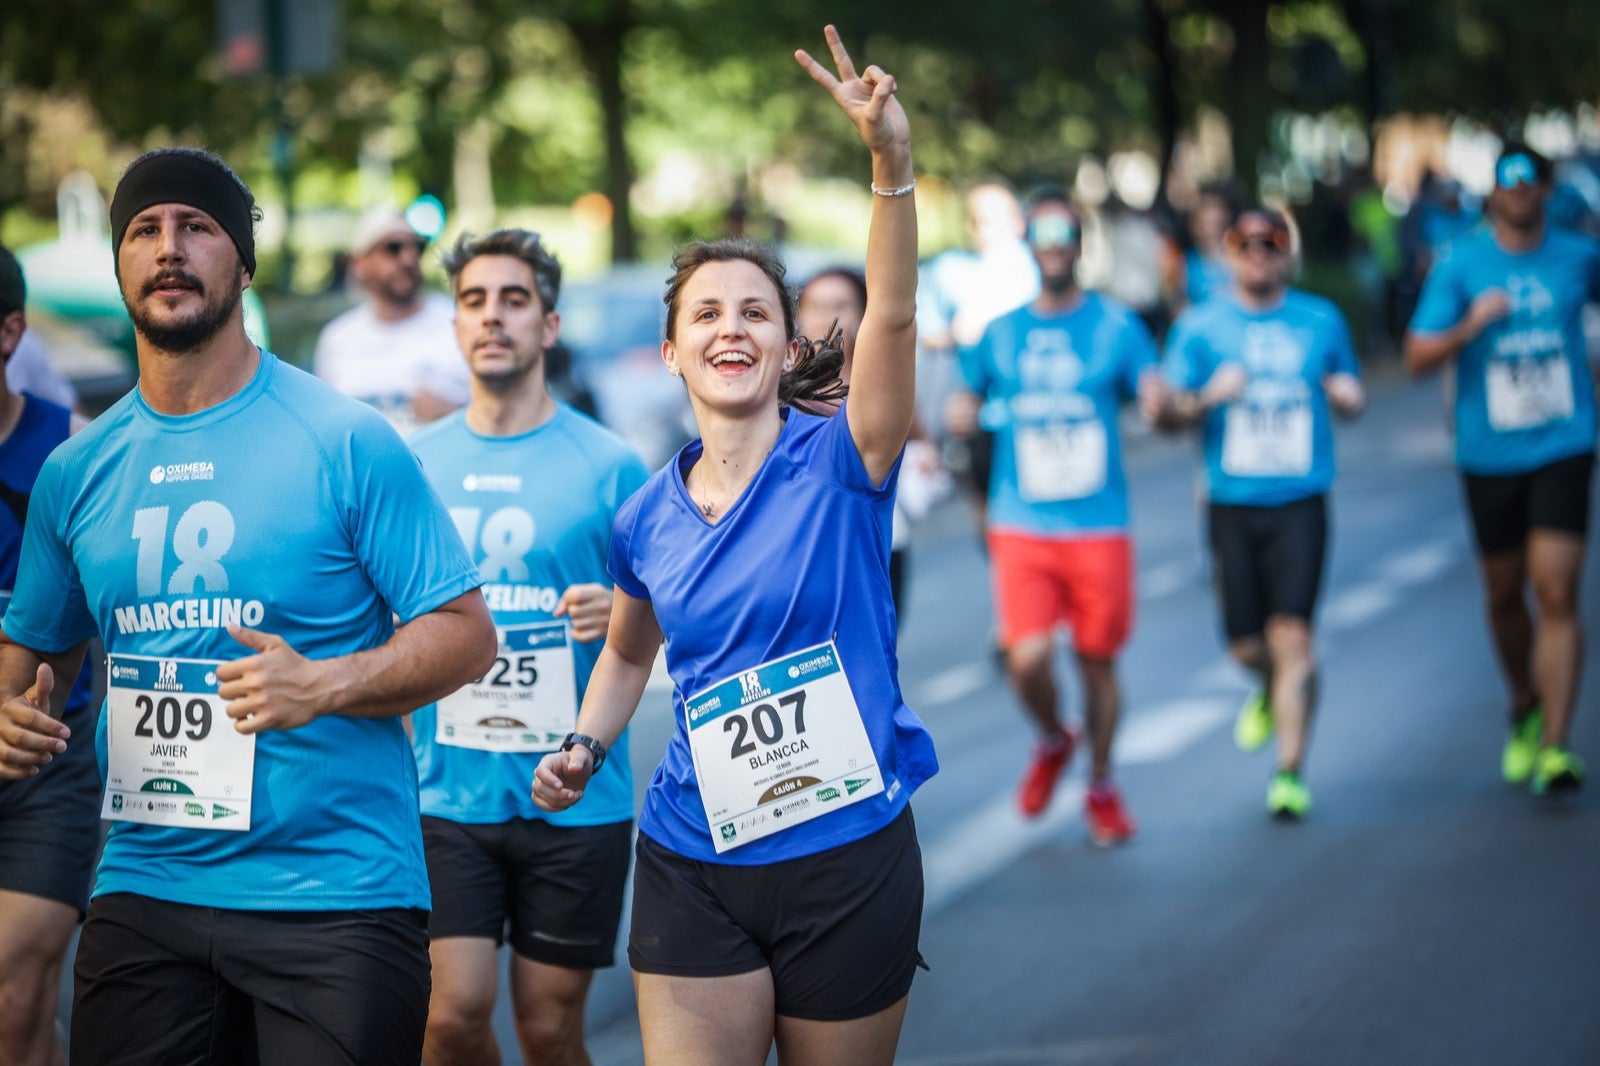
{"left": 4, "top": 353, "right": 481, "bottom": 911}
{"left": 1410, "top": 229, "right": 1600, "bottom": 474}
{"left": 960, "top": 294, "right": 1157, "bottom": 535}
{"left": 609, "top": 406, "right": 939, "bottom": 865}
{"left": 1, "top": 394, "right": 95, "bottom": 721}
{"left": 1164, "top": 291, "right": 1360, "bottom": 506}
{"left": 409, "top": 406, "right": 649, "bottom": 826}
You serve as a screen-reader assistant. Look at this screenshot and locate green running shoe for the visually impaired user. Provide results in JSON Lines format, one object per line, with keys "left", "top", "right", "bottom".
{"left": 1267, "top": 770, "right": 1312, "bottom": 821}
{"left": 1502, "top": 706, "right": 1544, "bottom": 784}
{"left": 1234, "top": 689, "right": 1273, "bottom": 752}
{"left": 1532, "top": 746, "right": 1584, "bottom": 796}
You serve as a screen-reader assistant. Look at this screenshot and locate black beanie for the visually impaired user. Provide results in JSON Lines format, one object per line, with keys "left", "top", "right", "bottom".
{"left": 109, "top": 150, "right": 257, "bottom": 280}
{"left": 0, "top": 244, "right": 24, "bottom": 317}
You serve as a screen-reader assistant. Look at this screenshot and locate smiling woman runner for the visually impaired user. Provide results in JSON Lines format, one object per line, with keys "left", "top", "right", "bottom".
{"left": 533, "top": 25, "right": 937, "bottom": 1066}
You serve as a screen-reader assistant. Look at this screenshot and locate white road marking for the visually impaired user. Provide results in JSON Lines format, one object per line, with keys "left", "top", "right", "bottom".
{"left": 917, "top": 661, "right": 993, "bottom": 707}
{"left": 922, "top": 785, "right": 1084, "bottom": 914}
{"left": 1138, "top": 559, "right": 1193, "bottom": 601}
{"left": 1320, "top": 585, "right": 1399, "bottom": 632}
{"left": 1376, "top": 540, "right": 1461, "bottom": 585}
{"left": 1118, "top": 698, "right": 1234, "bottom": 764}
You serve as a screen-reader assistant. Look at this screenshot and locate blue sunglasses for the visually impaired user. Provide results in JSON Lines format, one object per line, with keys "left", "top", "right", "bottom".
{"left": 1027, "top": 214, "right": 1080, "bottom": 250}
{"left": 1496, "top": 153, "right": 1538, "bottom": 190}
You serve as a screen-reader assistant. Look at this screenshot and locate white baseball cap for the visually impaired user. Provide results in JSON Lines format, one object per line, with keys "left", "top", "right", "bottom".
{"left": 349, "top": 207, "right": 420, "bottom": 255}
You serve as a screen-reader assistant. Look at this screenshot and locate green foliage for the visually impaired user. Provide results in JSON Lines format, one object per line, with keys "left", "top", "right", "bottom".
{"left": 4, "top": 0, "right": 1600, "bottom": 263}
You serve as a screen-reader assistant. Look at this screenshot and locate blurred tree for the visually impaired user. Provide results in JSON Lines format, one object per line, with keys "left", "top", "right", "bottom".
{"left": 5, "top": 0, "right": 1599, "bottom": 259}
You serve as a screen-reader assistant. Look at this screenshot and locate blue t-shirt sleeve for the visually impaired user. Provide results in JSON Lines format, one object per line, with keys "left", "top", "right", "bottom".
{"left": 4, "top": 457, "right": 96, "bottom": 652}
{"left": 816, "top": 402, "right": 903, "bottom": 497}
{"left": 1325, "top": 309, "right": 1361, "bottom": 377}
{"left": 1161, "top": 315, "right": 1209, "bottom": 391}
{"left": 1409, "top": 247, "right": 1467, "bottom": 335}
{"left": 610, "top": 453, "right": 651, "bottom": 512}
{"left": 1585, "top": 242, "right": 1600, "bottom": 304}
{"left": 607, "top": 491, "right": 650, "bottom": 601}
{"left": 1119, "top": 313, "right": 1159, "bottom": 399}
{"left": 343, "top": 417, "right": 481, "bottom": 622}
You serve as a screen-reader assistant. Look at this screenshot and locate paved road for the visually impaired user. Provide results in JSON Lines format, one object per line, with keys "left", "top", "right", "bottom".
{"left": 55, "top": 363, "right": 1600, "bottom": 1063}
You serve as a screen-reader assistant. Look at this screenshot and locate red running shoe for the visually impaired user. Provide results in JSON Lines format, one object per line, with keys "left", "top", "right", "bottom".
{"left": 1018, "top": 729, "right": 1076, "bottom": 817}
{"left": 1085, "top": 781, "right": 1137, "bottom": 846}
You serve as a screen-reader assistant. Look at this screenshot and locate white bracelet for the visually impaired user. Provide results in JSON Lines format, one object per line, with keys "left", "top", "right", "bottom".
{"left": 871, "top": 180, "right": 917, "bottom": 198}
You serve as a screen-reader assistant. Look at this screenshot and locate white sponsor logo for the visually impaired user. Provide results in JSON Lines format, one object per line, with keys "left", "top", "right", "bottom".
{"left": 788, "top": 653, "right": 832, "bottom": 680}
{"left": 463, "top": 473, "right": 523, "bottom": 493}
{"left": 150, "top": 462, "right": 215, "bottom": 484}
{"left": 689, "top": 695, "right": 723, "bottom": 723}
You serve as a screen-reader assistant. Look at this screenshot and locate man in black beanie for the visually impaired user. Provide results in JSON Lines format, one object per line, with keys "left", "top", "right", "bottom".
{"left": 0, "top": 147, "right": 496, "bottom": 1064}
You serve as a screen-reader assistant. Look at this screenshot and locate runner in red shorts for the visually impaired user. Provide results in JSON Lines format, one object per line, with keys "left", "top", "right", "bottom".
{"left": 947, "top": 187, "right": 1165, "bottom": 843}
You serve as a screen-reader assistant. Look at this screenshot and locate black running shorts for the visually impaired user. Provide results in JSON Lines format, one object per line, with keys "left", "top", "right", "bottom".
{"left": 628, "top": 806, "right": 926, "bottom": 1021}
{"left": 1461, "top": 451, "right": 1595, "bottom": 556}
{"left": 71, "top": 893, "right": 430, "bottom": 1066}
{"left": 1207, "top": 493, "right": 1329, "bottom": 641}
{"left": 421, "top": 815, "right": 631, "bottom": 970}
{"left": 0, "top": 729, "right": 102, "bottom": 912}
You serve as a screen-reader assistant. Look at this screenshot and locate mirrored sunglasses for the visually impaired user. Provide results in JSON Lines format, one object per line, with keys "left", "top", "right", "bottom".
{"left": 1495, "top": 153, "right": 1538, "bottom": 190}
{"left": 377, "top": 236, "right": 429, "bottom": 257}
{"left": 1027, "top": 214, "right": 1080, "bottom": 250}
{"left": 1224, "top": 227, "right": 1290, "bottom": 254}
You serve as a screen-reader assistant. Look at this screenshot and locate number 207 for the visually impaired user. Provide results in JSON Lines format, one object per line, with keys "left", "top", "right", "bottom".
{"left": 725, "top": 691, "right": 807, "bottom": 757}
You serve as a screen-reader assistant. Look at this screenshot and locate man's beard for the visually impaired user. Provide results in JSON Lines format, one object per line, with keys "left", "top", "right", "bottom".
{"left": 1240, "top": 274, "right": 1283, "bottom": 300}
{"left": 379, "top": 272, "right": 422, "bottom": 306}
{"left": 1041, "top": 269, "right": 1076, "bottom": 296}
{"left": 127, "top": 270, "right": 243, "bottom": 353}
{"left": 472, "top": 336, "right": 539, "bottom": 392}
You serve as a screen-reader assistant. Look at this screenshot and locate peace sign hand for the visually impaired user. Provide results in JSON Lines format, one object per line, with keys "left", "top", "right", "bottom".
{"left": 795, "top": 25, "right": 910, "bottom": 159}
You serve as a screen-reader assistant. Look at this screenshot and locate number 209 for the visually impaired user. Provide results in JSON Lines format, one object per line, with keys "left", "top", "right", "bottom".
{"left": 133, "top": 694, "right": 212, "bottom": 740}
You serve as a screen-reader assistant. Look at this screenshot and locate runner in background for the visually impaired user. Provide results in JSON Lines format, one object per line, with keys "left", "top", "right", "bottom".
{"left": 798, "top": 266, "right": 950, "bottom": 618}
{"left": 1157, "top": 205, "right": 1365, "bottom": 821}
{"left": 947, "top": 189, "right": 1163, "bottom": 842}
{"left": 0, "top": 243, "right": 97, "bottom": 1066}
{"left": 410, "top": 228, "right": 648, "bottom": 1065}
{"left": 1404, "top": 142, "right": 1599, "bottom": 796}
{"left": 315, "top": 207, "right": 470, "bottom": 434}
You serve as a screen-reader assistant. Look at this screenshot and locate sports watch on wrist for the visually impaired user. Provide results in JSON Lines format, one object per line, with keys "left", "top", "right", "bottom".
{"left": 559, "top": 732, "right": 606, "bottom": 772}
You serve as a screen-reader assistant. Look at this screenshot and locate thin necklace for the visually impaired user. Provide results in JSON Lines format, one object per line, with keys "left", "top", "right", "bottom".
{"left": 693, "top": 439, "right": 774, "bottom": 518}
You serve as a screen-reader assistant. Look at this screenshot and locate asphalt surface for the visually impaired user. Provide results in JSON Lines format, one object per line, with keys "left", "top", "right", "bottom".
{"left": 54, "top": 361, "right": 1600, "bottom": 1064}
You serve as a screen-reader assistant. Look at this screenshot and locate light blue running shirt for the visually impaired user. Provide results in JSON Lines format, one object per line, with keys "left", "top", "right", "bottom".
{"left": 409, "top": 405, "right": 649, "bottom": 826}
{"left": 1164, "top": 291, "right": 1360, "bottom": 506}
{"left": 1410, "top": 228, "right": 1600, "bottom": 474}
{"left": 960, "top": 294, "right": 1156, "bottom": 536}
{"left": 3, "top": 352, "right": 481, "bottom": 911}
{"left": 610, "top": 405, "right": 939, "bottom": 866}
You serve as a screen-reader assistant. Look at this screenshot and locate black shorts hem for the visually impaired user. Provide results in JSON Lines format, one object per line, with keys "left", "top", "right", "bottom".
{"left": 626, "top": 956, "right": 770, "bottom": 980}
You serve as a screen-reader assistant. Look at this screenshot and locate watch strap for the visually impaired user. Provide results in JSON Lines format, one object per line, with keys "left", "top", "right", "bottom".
{"left": 560, "top": 732, "right": 606, "bottom": 772}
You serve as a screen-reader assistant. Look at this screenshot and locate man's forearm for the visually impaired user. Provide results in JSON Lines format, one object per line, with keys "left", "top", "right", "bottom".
{"left": 0, "top": 632, "right": 87, "bottom": 719}
{"left": 1404, "top": 322, "right": 1472, "bottom": 376}
{"left": 316, "top": 590, "right": 495, "bottom": 720}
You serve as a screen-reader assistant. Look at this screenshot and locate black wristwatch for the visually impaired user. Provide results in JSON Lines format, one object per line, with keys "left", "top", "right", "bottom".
{"left": 560, "top": 732, "right": 607, "bottom": 773}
